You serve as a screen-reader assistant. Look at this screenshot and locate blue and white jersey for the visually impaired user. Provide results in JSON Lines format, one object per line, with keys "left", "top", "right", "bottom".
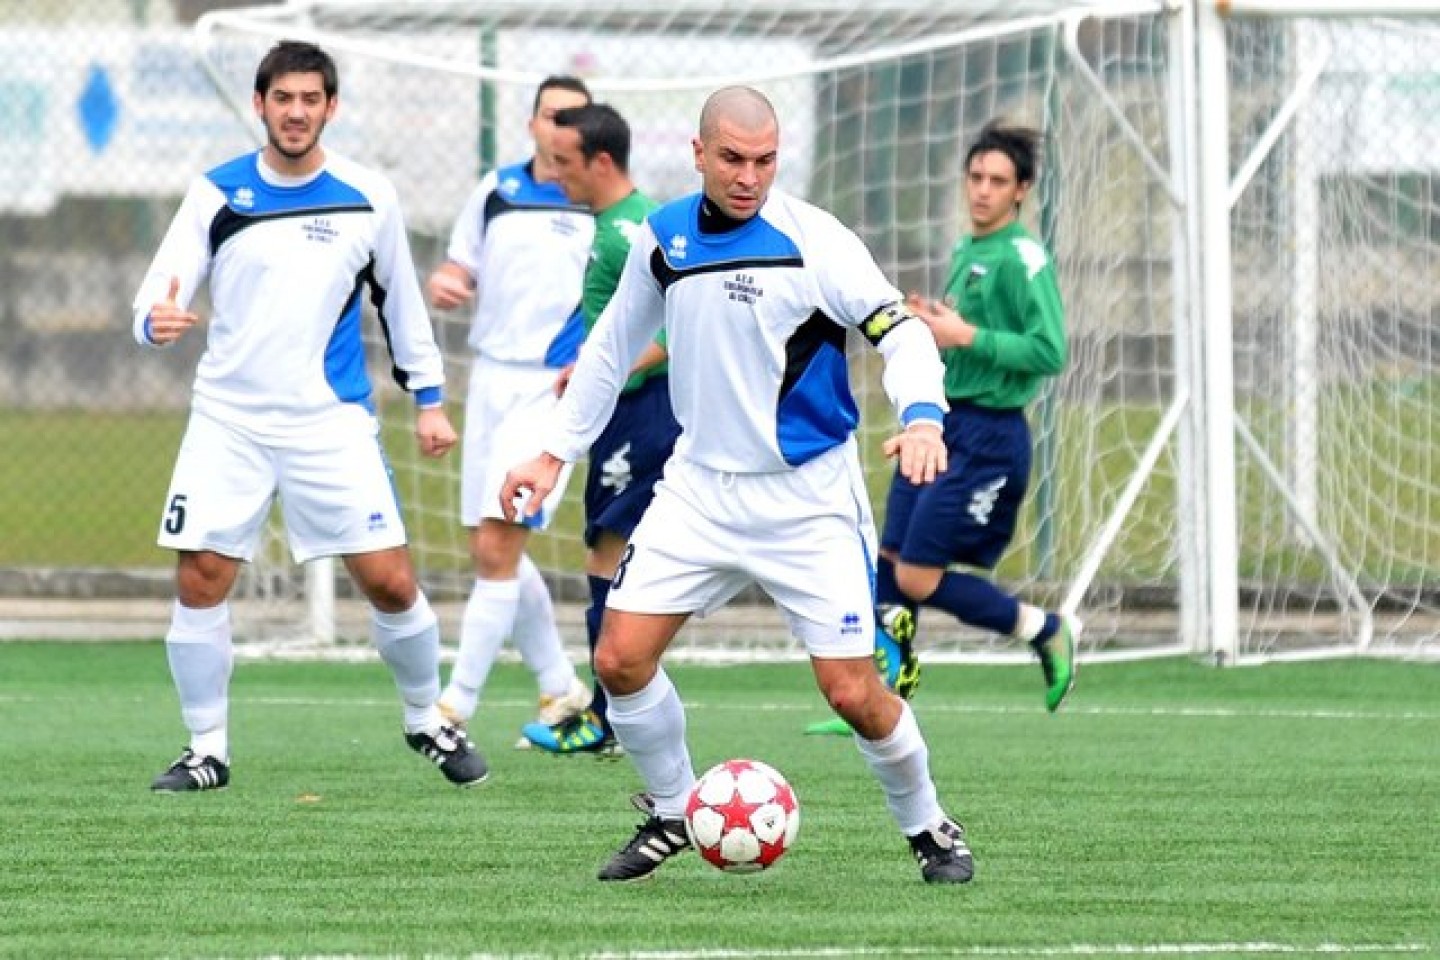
{"left": 132, "top": 150, "right": 443, "bottom": 439}
{"left": 543, "top": 188, "right": 947, "bottom": 474}
{"left": 445, "top": 160, "right": 593, "bottom": 365}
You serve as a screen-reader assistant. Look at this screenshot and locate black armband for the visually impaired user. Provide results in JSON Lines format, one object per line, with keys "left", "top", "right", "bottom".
{"left": 860, "top": 301, "right": 916, "bottom": 346}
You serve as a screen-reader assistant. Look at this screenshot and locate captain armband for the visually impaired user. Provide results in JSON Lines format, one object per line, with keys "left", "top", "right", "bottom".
{"left": 859, "top": 301, "right": 917, "bottom": 346}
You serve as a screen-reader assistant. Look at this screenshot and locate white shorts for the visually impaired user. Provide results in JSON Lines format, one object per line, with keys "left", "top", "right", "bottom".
{"left": 461, "top": 356, "right": 575, "bottom": 528}
{"left": 606, "top": 440, "right": 878, "bottom": 658}
{"left": 157, "top": 406, "right": 408, "bottom": 563}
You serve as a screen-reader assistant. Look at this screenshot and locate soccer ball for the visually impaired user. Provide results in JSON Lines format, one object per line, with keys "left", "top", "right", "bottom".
{"left": 684, "top": 758, "right": 800, "bottom": 873}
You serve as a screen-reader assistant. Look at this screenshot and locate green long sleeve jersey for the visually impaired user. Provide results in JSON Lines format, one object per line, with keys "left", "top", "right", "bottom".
{"left": 940, "top": 219, "right": 1067, "bottom": 409}
{"left": 583, "top": 189, "right": 665, "bottom": 393}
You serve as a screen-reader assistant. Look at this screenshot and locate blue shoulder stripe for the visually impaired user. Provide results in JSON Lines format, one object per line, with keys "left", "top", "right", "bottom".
{"left": 646, "top": 194, "right": 803, "bottom": 281}
{"left": 205, "top": 152, "right": 374, "bottom": 255}
{"left": 489, "top": 160, "right": 587, "bottom": 209}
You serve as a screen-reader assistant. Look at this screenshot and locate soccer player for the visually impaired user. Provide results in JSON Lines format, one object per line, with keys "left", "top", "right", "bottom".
{"left": 518, "top": 103, "right": 679, "bottom": 757}
{"left": 878, "top": 120, "right": 1079, "bottom": 713}
{"left": 132, "top": 40, "right": 486, "bottom": 792}
{"left": 427, "top": 77, "right": 595, "bottom": 745}
{"left": 502, "top": 86, "right": 974, "bottom": 885}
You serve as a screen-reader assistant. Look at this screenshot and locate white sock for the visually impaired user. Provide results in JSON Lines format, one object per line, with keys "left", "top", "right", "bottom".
{"left": 511, "top": 554, "right": 578, "bottom": 697}
{"left": 440, "top": 577, "right": 520, "bottom": 721}
{"left": 1012, "top": 603, "right": 1046, "bottom": 642}
{"left": 853, "top": 702, "right": 944, "bottom": 836}
{"left": 606, "top": 669, "right": 693, "bottom": 818}
{"left": 372, "top": 592, "right": 443, "bottom": 734}
{"left": 165, "top": 600, "right": 233, "bottom": 761}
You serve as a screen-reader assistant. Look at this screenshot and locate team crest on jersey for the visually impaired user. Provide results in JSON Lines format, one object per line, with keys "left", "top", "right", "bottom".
{"left": 724, "top": 272, "right": 761, "bottom": 305}
{"left": 303, "top": 217, "right": 338, "bottom": 243}
{"left": 231, "top": 187, "right": 254, "bottom": 209}
{"left": 965, "top": 263, "right": 988, "bottom": 290}
{"left": 667, "top": 234, "right": 688, "bottom": 260}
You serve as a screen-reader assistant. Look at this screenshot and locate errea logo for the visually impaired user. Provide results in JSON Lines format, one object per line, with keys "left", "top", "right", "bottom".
{"left": 232, "top": 187, "right": 254, "bottom": 209}
{"left": 667, "top": 234, "right": 688, "bottom": 260}
{"left": 500, "top": 176, "right": 522, "bottom": 196}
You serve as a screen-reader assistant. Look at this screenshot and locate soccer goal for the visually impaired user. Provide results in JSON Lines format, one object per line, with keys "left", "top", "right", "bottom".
{"left": 193, "top": 0, "right": 1440, "bottom": 665}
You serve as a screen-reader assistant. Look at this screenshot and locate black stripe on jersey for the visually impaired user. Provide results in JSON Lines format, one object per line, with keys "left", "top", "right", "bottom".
{"left": 208, "top": 203, "right": 374, "bottom": 256}
{"left": 648, "top": 248, "right": 805, "bottom": 293}
{"left": 482, "top": 190, "right": 587, "bottom": 225}
{"left": 780, "top": 309, "right": 845, "bottom": 401}
{"left": 356, "top": 256, "right": 409, "bottom": 391}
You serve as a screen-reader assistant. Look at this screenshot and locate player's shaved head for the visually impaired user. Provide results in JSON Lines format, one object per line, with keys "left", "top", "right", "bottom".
{"left": 699, "top": 86, "right": 778, "bottom": 139}
{"left": 693, "top": 85, "right": 781, "bottom": 220}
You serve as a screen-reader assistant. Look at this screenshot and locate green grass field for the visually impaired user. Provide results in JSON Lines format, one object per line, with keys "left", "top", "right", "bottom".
{"left": 1, "top": 642, "right": 1435, "bottom": 959}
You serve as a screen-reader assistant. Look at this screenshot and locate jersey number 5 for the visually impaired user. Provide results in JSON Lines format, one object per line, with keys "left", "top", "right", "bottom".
{"left": 164, "top": 494, "right": 188, "bottom": 535}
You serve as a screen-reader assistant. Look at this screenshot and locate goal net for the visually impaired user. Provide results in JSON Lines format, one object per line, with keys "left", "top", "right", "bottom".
{"left": 193, "top": 0, "right": 1438, "bottom": 663}
{"left": 1222, "top": 10, "right": 1440, "bottom": 661}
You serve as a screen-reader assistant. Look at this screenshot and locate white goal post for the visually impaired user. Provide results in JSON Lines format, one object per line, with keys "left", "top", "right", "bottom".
{"left": 192, "top": 0, "right": 1440, "bottom": 664}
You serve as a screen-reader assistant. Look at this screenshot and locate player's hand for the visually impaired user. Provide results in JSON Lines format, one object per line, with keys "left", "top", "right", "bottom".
{"left": 147, "top": 277, "right": 200, "bottom": 345}
{"left": 554, "top": 363, "right": 576, "bottom": 397}
{"left": 906, "top": 292, "right": 975, "bottom": 349}
{"left": 500, "top": 452, "right": 565, "bottom": 522}
{"left": 882, "top": 421, "right": 947, "bottom": 484}
{"left": 415, "top": 406, "right": 458, "bottom": 458}
{"left": 427, "top": 267, "right": 474, "bottom": 310}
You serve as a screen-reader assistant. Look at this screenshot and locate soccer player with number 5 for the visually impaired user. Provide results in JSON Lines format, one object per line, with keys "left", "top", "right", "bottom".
{"left": 132, "top": 41, "right": 486, "bottom": 793}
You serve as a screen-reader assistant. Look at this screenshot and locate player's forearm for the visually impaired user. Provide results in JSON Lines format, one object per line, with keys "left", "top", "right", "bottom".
{"left": 629, "top": 341, "right": 668, "bottom": 376}
{"left": 873, "top": 311, "right": 949, "bottom": 422}
{"left": 541, "top": 359, "right": 624, "bottom": 462}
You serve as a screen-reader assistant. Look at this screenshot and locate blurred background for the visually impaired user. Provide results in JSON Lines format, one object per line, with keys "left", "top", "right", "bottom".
{"left": 2, "top": 0, "right": 1436, "bottom": 663}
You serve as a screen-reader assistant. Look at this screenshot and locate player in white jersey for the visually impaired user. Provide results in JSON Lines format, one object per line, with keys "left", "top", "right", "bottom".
{"left": 132, "top": 41, "right": 486, "bottom": 793}
{"left": 427, "top": 77, "right": 595, "bottom": 744}
{"left": 503, "top": 87, "right": 974, "bottom": 884}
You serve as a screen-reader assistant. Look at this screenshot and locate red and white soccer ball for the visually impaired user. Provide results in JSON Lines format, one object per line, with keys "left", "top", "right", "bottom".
{"left": 684, "top": 758, "right": 800, "bottom": 873}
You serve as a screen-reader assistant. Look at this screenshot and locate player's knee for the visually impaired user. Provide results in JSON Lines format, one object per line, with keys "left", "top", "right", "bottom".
{"left": 361, "top": 569, "right": 418, "bottom": 613}
{"left": 895, "top": 562, "right": 942, "bottom": 603}
{"left": 820, "top": 670, "right": 873, "bottom": 720}
{"left": 593, "top": 637, "right": 653, "bottom": 697}
{"left": 175, "top": 552, "right": 235, "bottom": 607}
{"left": 470, "top": 521, "right": 525, "bottom": 578}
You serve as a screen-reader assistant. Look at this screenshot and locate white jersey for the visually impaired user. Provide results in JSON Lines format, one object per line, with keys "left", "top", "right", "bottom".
{"left": 132, "top": 150, "right": 443, "bottom": 439}
{"left": 444, "top": 159, "right": 593, "bottom": 364}
{"left": 543, "top": 188, "right": 948, "bottom": 474}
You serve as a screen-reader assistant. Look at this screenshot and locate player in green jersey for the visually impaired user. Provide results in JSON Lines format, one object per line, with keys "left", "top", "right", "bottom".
{"left": 810, "top": 120, "right": 1078, "bottom": 736}
{"left": 521, "top": 103, "right": 681, "bottom": 755}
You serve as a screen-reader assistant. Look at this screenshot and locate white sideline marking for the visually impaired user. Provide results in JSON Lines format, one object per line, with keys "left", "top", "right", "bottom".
{"left": 578, "top": 946, "right": 1429, "bottom": 959}
{"left": 0, "top": 693, "right": 1436, "bottom": 722}
{"left": 290, "top": 946, "right": 1432, "bottom": 960}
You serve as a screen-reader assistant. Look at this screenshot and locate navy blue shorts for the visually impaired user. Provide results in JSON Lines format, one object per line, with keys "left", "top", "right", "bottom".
{"left": 880, "top": 402, "right": 1031, "bottom": 570}
{"left": 584, "top": 374, "right": 681, "bottom": 547}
